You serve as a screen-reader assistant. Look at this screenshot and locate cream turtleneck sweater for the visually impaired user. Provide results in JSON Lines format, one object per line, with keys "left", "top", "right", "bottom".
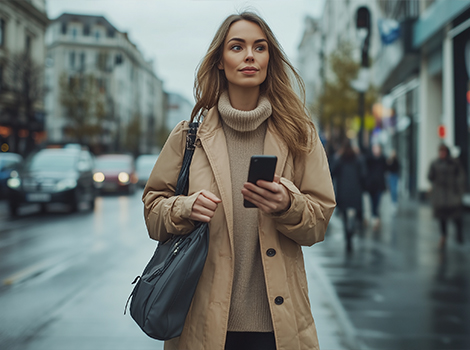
{"left": 217, "top": 91, "right": 274, "bottom": 332}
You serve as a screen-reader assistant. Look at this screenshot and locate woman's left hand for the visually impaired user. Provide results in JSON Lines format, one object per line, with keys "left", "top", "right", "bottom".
{"left": 242, "top": 175, "right": 291, "bottom": 214}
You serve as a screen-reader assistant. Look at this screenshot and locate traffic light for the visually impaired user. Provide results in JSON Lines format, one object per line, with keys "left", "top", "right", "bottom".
{"left": 356, "top": 7, "right": 371, "bottom": 30}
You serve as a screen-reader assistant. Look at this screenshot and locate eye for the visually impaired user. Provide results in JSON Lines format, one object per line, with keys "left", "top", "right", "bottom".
{"left": 255, "top": 45, "right": 267, "bottom": 52}
{"left": 230, "top": 45, "right": 242, "bottom": 51}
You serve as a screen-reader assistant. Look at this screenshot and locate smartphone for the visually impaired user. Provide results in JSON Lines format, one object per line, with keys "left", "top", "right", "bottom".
{"left": 243, "top": 155, "right": 278, "bottom": 208}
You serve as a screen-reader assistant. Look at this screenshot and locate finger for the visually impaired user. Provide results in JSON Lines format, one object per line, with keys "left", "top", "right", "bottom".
{"left": 273, "top": 174, "right": 281, "bottom": 184}
{"left": 196, "top": 194, "right": 219, "bottom": 211}
{"left": 201, "top": 190, "right": 222, "bottom": 203}
{"left": 242, "top": 188, "right": 278, "bottom": 211}
{"left": 193, "top": 202, "right": 216, "bottom": 218}
{"left": 189, "top": 212, "right": 212, "bottom": 223}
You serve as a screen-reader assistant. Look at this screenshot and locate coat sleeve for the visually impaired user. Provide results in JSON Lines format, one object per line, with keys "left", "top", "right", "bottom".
{"left": 266, "top": 134, "right": 336, "bottom": 246}
{"left": 142, "top": 121, "right": 198, "bottom": 242}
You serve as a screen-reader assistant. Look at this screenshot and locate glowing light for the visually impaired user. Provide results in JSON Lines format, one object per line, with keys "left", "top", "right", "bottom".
{"left": 118, "top": 172, "right": 130, "bottom": 183}
{"left": 93, "top": 172, "right": 105, "bottom": 183}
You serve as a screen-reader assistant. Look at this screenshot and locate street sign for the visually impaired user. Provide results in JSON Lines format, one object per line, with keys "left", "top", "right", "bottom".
{"left": 438, "top": 125, "right": 446, "bottom": 138}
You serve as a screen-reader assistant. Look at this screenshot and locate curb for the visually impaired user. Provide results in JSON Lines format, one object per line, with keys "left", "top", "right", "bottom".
{"left": 309, "top": 254, "right": 367, "bottom": 350}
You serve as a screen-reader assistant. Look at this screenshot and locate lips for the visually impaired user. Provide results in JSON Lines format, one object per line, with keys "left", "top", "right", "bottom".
{"left": 240, "top": 67, "right": 259, "bottom": 73}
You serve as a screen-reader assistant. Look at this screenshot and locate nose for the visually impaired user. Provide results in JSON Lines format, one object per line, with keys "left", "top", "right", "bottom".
{"left": 245, "top": 47, "right": 254, "bottom": 62}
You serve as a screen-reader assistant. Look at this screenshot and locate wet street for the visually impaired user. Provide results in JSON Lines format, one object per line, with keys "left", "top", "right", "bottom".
{"left": 315, "top": 196, "right": 470, "bottom": 350}
{"left": 0, "top": 192, "right": 164, "bottom": 350}
{"left": 0, "top": 192, "right": 469, "bottom": 350}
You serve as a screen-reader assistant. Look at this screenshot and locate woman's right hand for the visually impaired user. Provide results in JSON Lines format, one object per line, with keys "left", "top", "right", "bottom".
{"left": 189, "top": 190, "right": 221, "bottom": 223}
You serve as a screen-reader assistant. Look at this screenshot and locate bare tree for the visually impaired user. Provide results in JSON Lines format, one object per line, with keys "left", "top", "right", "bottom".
{"left": 59, "top": 72, "right": 107, "bottom": 149}
{"left": 2, "top": 52, "right": 46, "bottom": 155}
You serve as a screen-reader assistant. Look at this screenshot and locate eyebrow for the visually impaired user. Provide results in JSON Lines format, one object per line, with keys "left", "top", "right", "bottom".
{"left": 227, "top": 38, "right": 268, "bottom": 44}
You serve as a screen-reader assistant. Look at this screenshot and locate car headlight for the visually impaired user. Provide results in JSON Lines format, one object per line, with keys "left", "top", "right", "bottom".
{"left": 7, "top": 178, "right": 21, "bottom": 189}
{"left": 56, "top": 178, "right": 77, "bottom": 192}
{"left": 93, "top": 172, "right": 105, "bottom": 183}
{"left": 118, "top": 172, "right": 130, "bottom": 183}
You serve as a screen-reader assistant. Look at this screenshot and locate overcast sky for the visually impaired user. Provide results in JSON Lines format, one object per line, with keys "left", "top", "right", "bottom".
{"left": 46, "top": 0, "right": 325, "bottom": 102}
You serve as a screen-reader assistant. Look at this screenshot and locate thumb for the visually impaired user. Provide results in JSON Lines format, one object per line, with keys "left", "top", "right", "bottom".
{"left": 273, "top": 175, "right": 281, "bottom": 184}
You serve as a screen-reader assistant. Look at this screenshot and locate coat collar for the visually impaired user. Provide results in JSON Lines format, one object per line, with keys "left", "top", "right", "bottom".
{"left": 197, "top": 107, "right": 289, "bottom": 247}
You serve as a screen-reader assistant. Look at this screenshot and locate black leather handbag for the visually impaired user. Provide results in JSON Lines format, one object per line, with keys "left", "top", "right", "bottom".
{"left": 125, "top": 122, "right": 209, "bottom": 340}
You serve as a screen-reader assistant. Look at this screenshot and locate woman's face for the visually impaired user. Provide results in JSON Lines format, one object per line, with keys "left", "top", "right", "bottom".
{"left": 218, "top": 20, "right": 269, "bottom": 91}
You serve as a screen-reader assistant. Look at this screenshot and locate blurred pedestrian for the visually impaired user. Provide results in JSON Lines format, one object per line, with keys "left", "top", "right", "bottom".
{"left": 427, "top": 144, "right": 466, "bottom": 249}
{"left": 365, "top": 143, "right": 387, "bottom": 230}
{"left": 330, "top": 140, "right": 366, "bottom": 252}
{"left": 142, "top": 12, "right": 336, "bottom": 350}
{"left": 386, "top": 149, "right": 400, "bottom": 213}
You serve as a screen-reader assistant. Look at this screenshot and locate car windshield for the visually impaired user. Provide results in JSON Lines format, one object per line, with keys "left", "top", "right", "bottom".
{"left": 26, "top": 152, "right": 77, "bottom": 172}
{"left": 96, "top": 158, "right": 130, "bottom": 170}
{"left": 137, "top": 157, "right": 156, "bottom": 172}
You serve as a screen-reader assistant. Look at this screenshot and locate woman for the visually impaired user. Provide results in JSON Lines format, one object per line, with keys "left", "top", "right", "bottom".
{"left": 365, "top": 143, "right": 387, "bottom": 229}
{"left": 428, "top": 144, "right": 465, "bottom": 249}
{"left": 330, "top": 140, "right": 366, "bottom": 252}
{"left": 143, "top": 12, "right": 336, "bottom": 350}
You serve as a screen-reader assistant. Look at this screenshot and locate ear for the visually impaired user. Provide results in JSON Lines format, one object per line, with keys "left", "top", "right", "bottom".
{"left": 218, "top": 61, "right": 224, "bottom": 70}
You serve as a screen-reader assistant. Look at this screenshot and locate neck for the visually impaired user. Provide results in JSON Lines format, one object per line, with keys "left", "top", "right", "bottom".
{"left": 227, "top": 84, "right": 260, "bottom": 111}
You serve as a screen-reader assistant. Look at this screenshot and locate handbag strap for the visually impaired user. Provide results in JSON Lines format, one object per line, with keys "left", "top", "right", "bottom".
{"left": 175, "top": 122, "right": 199, "bottom": 196}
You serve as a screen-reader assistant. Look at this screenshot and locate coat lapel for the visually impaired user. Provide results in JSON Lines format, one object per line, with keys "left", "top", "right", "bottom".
{"left": 198, "top": 109, "right": 234, "bottom": 250}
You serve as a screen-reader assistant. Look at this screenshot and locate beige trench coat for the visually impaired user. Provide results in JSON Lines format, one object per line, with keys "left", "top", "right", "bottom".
{"left": 142, "top": 107, "right": 336, "bottom": 350}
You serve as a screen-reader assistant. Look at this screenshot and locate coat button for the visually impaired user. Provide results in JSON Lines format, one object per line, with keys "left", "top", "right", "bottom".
{"left": 274, "top": 296, "right": 284, "bottom": 305}
{"left": 266, "top": 248, "right": 276, "bottom": 257}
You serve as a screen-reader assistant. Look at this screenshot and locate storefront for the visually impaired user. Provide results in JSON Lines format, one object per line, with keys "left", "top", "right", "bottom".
{"left": 453, "top": 8, "right": 470, "bottom": 195}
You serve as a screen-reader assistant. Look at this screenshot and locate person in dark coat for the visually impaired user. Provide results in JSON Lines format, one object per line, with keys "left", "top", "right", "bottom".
{"left": 427, "top": 144, "right": 466, "bottom": 249}
{"left": 331, "top": 140, "right": 366, "bottom": 252}
{"left": 386, "top": 149, "right": 400, "bottom": 213}
{"left": 365, "top": 143, "right": 387, "bottom": 230}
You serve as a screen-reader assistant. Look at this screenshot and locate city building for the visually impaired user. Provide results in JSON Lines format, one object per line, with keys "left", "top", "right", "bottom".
{"left": 45, "top": 13, "right": 166, "bottom": 155}
{"left": 299, "top": 0, "right": 470, "bottom": 204}
{"left": 166, "top": 92, "right": 193, "bottom": 132}
{"left": 0, "top": 0, "right": 49, "bottom": 155}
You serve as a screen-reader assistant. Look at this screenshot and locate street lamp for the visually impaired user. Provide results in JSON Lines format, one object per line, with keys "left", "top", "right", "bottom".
{"left": 355, "top": 6, "right": 371, "bottom": 152}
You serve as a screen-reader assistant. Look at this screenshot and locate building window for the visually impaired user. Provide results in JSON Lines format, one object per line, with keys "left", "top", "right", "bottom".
{"left": 0, "top": 18, "right": 5, "bottom": 47}
{"left": 61, "top": 22, "right": 67, "bottom": 35}
{"left": 107, "top": 28, "right": 115, "bottom": 38}
{"left": 95, "top": 30, "right": 100, "bottom": 40}
{"left": 115, "top": 53, "right": 123, "bottom": 65}
{"left": 70, "top": 51, "right": 76, "bottom": 69}
{"left": 80, "top": 52, "right": 86, "bottom": 70}
{"left": 71, "top": 28, "right": 77, "bottom": 40}
{"left": 0, "top": 65, "right": 3, "bottom": 89}
{"left": 83, "top": 24, "right": 90, "bottom": 36}
{"left": 25, "top": 35, "right": 32, "bottom": 55}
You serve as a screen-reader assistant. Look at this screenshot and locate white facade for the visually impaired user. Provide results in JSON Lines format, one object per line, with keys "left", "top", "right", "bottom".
{"left": 166, "top": 92, "right": 193, "bottom": 132}
{"left": 45, "top": 13, "right": 166, "bottom": 154}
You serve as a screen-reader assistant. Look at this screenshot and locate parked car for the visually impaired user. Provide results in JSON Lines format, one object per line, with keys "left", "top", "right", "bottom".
{"left": 7, "top": 144, "right": 96, "bottom": 216}
{"left": 93, "top": 154, "right": 137, "bottom": 194}
{"left": 0, "top": 152, "right": 23, "bottom": 199}
{"left": 135, "top": 154, "right": 158, "bottom": 187}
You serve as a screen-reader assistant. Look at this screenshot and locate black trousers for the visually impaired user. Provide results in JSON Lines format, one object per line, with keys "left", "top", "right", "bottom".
{"left": 225, "top": 332, "right": 276, "bottom": 350}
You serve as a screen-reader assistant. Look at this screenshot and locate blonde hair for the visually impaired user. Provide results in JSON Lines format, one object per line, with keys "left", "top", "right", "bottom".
{"left": 191, "top": 12, "right": 316, "bottom": 158}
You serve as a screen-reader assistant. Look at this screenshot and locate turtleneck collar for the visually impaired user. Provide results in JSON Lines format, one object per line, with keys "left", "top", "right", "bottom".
{"left": 217, "top": 91, "right": 272, "bottom": 133}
